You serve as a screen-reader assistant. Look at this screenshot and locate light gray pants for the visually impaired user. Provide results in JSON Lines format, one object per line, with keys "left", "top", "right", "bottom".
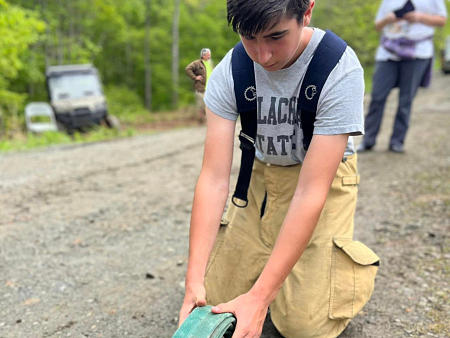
{"left": 363, "top": 59, "right": 430, "bottom": 148}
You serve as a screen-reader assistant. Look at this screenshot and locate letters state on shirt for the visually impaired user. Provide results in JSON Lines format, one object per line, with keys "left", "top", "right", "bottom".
{"left": 256, "top": 95, "right": 302, "bottom": 156}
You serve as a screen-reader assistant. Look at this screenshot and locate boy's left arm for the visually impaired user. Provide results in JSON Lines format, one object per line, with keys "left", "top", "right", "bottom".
{"left": 212, "top": 133, "right": 349, "bottom": 338}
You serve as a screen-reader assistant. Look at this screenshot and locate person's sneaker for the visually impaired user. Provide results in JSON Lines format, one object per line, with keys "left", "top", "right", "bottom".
{"left": 356, "top": 143, "right": 373, "bottom": 153}
{"left": 389, "top": 144, "right": 405, "bottom": 153}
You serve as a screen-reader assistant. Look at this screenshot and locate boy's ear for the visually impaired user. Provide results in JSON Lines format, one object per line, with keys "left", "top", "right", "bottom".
{"left": 303, "top": 0, "right": 315, "bottom": 26}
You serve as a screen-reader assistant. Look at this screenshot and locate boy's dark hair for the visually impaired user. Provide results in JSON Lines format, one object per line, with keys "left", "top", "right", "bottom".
{"left": 227, "top": 0, "right": 310, "bottom": 37}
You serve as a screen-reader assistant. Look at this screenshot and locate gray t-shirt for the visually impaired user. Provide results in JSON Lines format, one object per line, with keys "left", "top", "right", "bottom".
{"left": 205, "top": 28, "right": 365, "bottom": 166}
{"left": 375, "top": 0, "right": 448, "bottom": 61}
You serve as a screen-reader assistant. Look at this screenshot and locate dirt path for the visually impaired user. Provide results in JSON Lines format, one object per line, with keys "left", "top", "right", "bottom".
{"left": 0, "top": 73, "right": 448, "bottom": 338}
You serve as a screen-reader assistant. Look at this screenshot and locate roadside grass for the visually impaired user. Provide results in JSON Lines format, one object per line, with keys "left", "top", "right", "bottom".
{"left": 0, "top": 107, "right": 198, "bottom": 153}
{"left": 0, "top": 127, "right": 136, "bottom": 152}
{"left": 117, "top": 108, "right": 197, "bottom": 126}
{"left": 105, "top": 85, "right": 197, "bottom": 126}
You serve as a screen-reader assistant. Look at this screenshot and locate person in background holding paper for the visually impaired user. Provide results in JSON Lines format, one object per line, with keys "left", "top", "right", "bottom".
{"left": 358, "top": 0, "right": 447, "bottom": 154}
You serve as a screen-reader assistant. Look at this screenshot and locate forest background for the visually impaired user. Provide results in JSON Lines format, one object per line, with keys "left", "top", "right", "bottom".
{"left": 1, "top": 0, "right": 449, "bottom": 141}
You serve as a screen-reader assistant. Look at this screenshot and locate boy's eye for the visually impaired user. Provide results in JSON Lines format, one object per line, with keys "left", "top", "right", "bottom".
{"left": 270, "top": 33, "right": 286, "bottom": 40}
{"left": 243, "top": 35, "right": 255, "bottom": 40}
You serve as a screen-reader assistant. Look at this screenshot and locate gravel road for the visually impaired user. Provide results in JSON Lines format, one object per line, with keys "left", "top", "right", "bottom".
{"left": 1, "top": 73, "right": 449, "bottom": 338}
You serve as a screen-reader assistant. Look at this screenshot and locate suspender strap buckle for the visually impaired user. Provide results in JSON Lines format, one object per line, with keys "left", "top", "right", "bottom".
{"left": 232, "top": 130, "right": 255, "bottom": 208}
{"left": 238, "top": 131, "right": 255, "bottom": 151}
{"left": 232, "top": 195, "right": 249, "bottom": 208}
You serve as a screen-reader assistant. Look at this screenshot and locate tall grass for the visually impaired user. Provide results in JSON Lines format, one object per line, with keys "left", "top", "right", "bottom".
{"left": 0, "top": 127, "right": 135, "bottom": 152}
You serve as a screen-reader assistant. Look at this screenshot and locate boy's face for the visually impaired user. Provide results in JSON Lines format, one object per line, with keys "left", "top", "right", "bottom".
{"left": 240, "top": 2, "right": 314, "bottom": 71}
{"left": 241, "top": 17, "right": 305, "bottom": 71}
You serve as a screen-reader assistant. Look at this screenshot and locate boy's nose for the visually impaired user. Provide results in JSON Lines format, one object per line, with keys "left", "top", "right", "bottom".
{"left": 256, "top": 43, "right": 272, "bottom": 66}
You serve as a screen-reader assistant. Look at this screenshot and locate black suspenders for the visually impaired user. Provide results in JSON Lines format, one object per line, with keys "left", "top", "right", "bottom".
{"left": 231, "top": 30, "right": 347, "bottom": 208}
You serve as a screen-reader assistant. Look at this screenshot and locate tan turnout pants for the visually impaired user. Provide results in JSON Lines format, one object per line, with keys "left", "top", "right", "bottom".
{"left": 205, "top": 154, "right": 379, "bottom": 338}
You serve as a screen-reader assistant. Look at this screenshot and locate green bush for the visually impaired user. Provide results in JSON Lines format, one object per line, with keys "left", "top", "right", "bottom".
{"left": 0, "top": 89, "right": 27, "bottom": 135}
{"left": 104, "top": 85, "right": 149, "bottom": 123}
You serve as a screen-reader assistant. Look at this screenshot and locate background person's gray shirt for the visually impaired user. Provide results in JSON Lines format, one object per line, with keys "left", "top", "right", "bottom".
{"left": 205, "top": 28, "right": 365, "bottom": 166}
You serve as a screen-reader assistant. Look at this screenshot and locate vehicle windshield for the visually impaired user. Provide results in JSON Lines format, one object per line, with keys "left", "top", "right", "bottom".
{"left": 48, "top": 73, "right": 102, "bottom": 101}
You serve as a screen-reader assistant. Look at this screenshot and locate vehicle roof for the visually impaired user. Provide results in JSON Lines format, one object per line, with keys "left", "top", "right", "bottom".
{"left": 46, "top": 64, "right": 98, "bottom": 77}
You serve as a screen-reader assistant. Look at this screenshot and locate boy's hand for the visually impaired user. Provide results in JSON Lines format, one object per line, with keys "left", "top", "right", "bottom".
{"left": 211, "top": 292, "right": 269, "bottom": 338}
{"left": 178, "top": 282, "right": 207, "bottom": 327}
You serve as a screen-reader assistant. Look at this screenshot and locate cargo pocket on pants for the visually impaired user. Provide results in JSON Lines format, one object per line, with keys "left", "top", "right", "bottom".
{"left": 329, "top": 238, "right": 380, "bottom": 320}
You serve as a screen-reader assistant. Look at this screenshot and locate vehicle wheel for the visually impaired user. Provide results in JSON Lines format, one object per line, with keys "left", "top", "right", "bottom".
{"left": 103, "top": 114, "right": 121, "bottom": 130}
{"left": 56, "top": 121, "right": 68, "bottom": 133}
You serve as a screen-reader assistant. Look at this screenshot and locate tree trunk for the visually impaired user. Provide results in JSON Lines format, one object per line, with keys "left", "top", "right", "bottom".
{"left": 40, "top": 0, "right": 50, "bottom": 67}
{"left": 144, "top": 0, "right": 152, "bottom": 111}
{"left": 126, "top": 41, "right": 133, "bottom": 88}
{"left": 171, "top": 0, "right": 181, "bottom": 108}
{"left": 29, "top": 43, "right": 35, "bottom": 97}
{"left": 68, "top": 1, "right": 74, "bottom": 62}
{"left": 56, "top": 0, "right": 64, "bottom": 65}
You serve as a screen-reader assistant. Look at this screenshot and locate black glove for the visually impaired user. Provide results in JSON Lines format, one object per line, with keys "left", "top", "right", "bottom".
{"left": 394, "top": 0, "right": 415, "bottom": 18}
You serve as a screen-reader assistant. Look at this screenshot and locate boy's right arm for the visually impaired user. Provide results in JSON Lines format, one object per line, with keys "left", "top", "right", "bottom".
{"left": 178, "top": 107, "right": 236, "bottom": 325}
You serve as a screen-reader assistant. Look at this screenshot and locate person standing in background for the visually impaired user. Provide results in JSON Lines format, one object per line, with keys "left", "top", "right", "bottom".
{"left": 185, "top": 48, "right": 214, "bottom": 122}
{"left": 358, "top": 0, "right": 447, "bottom": 154}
